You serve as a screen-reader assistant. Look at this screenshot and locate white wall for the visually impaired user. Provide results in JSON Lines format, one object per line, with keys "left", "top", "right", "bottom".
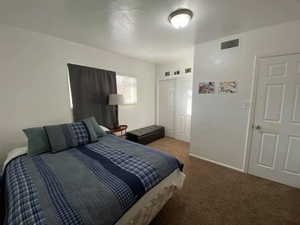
{"left": 191, "top": 20, "right": 300, "bottom": 171}
{"left": 0, "top": 24, "right": 156, "bottom": 163}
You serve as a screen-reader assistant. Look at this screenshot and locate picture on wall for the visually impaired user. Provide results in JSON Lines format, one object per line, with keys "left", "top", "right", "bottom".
{"left": 198, "top": 82, "right": 215, "bottom": 94}
{"left": 219, "top": 81, "right": 238, "bottom": 94}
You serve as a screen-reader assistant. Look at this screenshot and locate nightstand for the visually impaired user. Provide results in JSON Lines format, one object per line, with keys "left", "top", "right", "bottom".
{"left": 110, "top": 125, "right": 128, "bottom": 136}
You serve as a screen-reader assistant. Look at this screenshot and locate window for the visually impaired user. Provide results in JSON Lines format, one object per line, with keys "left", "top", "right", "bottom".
{"left": 117, "top": 75, "right": 137, "bottom": 105}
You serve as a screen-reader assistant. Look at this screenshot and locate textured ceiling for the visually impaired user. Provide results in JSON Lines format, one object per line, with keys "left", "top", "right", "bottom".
{"left": 1, "top": 0, "right": 300, "bottom": 63}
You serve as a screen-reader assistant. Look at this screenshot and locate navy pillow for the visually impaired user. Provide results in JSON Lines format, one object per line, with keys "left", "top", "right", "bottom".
{"left": 70, "top": 122, "right": 92, "bottom": 145}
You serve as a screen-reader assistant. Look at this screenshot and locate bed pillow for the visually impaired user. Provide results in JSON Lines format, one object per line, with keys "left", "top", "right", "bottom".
{"left": 45, "top": 121, "right": 98, "bottom": 153}
{"left": 100, "top": 125, "right": 110, "bottom": 132}
{"left": 70, "top": 121, "right": 98, "bottom": 144}
{"left": 83, "top": 117, "right": 106, "bottom": 137}
{"left": 80, "top": 118, "right": 99, "bottom": 139}
{"left": 44, "top": 124, "right": 75, "bottom": 153}
{"left": 23, "top": 127, "right": 51, "bottom": 156}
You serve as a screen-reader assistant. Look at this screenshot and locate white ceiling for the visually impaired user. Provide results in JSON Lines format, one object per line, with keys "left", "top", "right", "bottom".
{"left": 1, "top": 0, "right": 300, "bottom": 63}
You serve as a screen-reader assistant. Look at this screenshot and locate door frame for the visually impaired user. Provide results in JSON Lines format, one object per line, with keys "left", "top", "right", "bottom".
{"left": 244, "top": 50, "right": 300, "bottom": 173}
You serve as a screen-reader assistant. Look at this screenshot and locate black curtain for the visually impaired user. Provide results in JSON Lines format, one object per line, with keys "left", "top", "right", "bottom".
{"left": 68, "top": 63, "right": 119, "bottom": 129}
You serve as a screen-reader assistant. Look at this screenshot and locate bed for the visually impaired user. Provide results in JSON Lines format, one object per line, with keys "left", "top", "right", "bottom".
{"left": 1, "top": 134, "right": 185, "bottom": 225}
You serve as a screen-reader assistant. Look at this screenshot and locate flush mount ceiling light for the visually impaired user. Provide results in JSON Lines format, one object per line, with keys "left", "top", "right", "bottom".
{"left": 168, "top": 8, "right": 193, "bottom": 29}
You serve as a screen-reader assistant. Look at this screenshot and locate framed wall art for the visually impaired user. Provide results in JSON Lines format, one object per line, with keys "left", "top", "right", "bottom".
{"left": 219, "top": 81, "right": 238, "bottom": 94}
{"left": 198, "top": 82, "right": 215, "bottom": 94}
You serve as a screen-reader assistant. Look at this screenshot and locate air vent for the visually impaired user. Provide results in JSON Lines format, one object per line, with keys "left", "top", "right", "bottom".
{"left": 174, "top": 70, "right": 180, "bottom": 75}
{"left": 221, "top": 39, "right": 239, "bottom": 50}
{"left": 185, "top": 68, "right": 192, "bottom": 73}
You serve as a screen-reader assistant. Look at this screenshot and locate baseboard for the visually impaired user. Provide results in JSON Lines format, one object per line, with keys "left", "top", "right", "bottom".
{"left": 189, "top": 153, "right": 245, "bottom": 173}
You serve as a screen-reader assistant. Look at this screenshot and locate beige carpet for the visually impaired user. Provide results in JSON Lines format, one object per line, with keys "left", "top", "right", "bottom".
{"left": 147, "top": 137, "right": 300, "bottom": 225}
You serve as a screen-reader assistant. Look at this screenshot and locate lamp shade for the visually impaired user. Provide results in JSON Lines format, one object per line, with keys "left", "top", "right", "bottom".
{"left": 109, "top": 94, "right": 124, "bottom": 105}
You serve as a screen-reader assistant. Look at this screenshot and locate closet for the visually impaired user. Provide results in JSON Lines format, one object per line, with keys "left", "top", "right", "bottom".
{"left": 158, "top": 77, "right": 192, "bottom": 142}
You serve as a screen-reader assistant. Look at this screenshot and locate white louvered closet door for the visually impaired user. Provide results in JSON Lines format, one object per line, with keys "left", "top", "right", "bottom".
{"left": 158, "top": 77, "right": 192, "bottom": 142}
{"left": 159, "top": 80, "right": 176, "bottom": 138}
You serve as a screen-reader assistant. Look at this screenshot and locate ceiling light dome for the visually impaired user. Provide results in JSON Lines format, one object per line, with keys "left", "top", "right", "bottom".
{"left": 168, "top": 8, "right": 193, "bottom": 29}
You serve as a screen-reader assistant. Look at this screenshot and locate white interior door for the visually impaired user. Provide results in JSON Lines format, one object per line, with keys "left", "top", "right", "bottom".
{"left": 249, "top": 54, "right": 300, "bottom": 188}
{"left": 174, "top": 77, "right": 193, "bottom": 142}
{"left": 159, "top": 80, "right": 175, "bottom": 137}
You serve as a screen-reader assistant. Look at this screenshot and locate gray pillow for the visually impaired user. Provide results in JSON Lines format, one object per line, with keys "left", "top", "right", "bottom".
{"left": 45, "top": 121, "right": 98, "bottom": 153}
{"left": 84, "top": 117, "right": 106, "bottom": 137}
{"left": 44, "top": 124, "right": 76, "bottom": 153}
{"left": 23, "top": 127, "right": 51, "bottom": 156}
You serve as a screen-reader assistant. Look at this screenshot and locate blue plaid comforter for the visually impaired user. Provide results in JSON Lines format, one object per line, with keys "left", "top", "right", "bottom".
{"left": 2, "top": 135, "right": 183, "bottom": 225}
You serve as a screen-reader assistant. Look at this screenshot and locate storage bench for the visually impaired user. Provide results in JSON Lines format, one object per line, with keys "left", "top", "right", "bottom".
{"left": 126, "top": 125, "right": 165, "bottom": 145}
